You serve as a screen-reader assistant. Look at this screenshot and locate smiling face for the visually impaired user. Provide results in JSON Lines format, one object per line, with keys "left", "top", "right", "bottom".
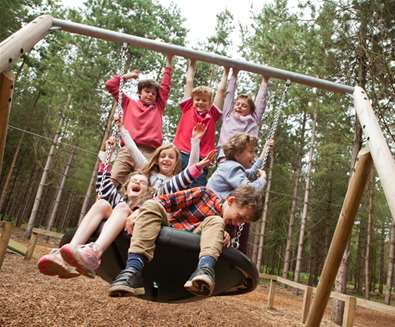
{"left": 222, "top": 196, "right": 255, "bottom": 226}
{"left": 126, "top": 174, "right": 149, "bottom": 198}
{"left": 158, "top": 148, "right": 178, "bottom": 176}
{"left": 139, "top": 86, "right": 158, "bottom": 106}
{"left": 233, "top": 97, "right": 252, "bottom": 116}
{"left": 192, "top": 93, "right": 211, "bottom": 114}
{"left": 234, "top": 144, "right": 256, "bottom": 168}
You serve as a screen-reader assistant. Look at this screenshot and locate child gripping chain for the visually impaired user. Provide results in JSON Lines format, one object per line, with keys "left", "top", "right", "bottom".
{"left": 108, "top": 185, "right": 263, "bottom": 298}
{"left": 105, "top": 54, "right": 174, "bottom": 186}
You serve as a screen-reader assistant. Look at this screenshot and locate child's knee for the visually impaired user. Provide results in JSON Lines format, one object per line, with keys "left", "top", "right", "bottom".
{"left": 205, "top": 216, "right": 224, "bottom": 229}
{"left": 114, "top": 202, "right": 132, "bottom": 215}
{"left": 95, "top": 199, "right": 112, "bottom": 214}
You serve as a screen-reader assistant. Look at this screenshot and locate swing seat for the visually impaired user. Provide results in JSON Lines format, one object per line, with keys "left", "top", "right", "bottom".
{"left": 61, "top": 224, "right": 259, "bottom": 303}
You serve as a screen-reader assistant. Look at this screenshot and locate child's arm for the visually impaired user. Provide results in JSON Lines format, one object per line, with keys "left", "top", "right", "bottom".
{"left": 245, "top": 139, "right": 274, "bottom": 179}
{"left": 105, "top": 71, "right": 139, "bottom": 108}
{"left": 159, "top": 187, "right": 207, "bottom": 213}
{"left": 222, "top": 68, "right": 238, "bottom": 117}
{"left": 254, "top": 75, "right": 269, "bottom": 120}
{"left": 213, "top": 66, "right": 229, "bottom": 111}
{"left": 158, "top": 54, "right": 174, "bottom": 109}
{"left": 226, "top": 164, "right": 266, "bottom": 191}
{"left": 188, "top": 122, "right": 205, "bottom": 166}
{"left": 183, "top": 59, "right": 196, "bottom": 100}
{"left": 119, "top": 126, "right": 148, "bottom": 169}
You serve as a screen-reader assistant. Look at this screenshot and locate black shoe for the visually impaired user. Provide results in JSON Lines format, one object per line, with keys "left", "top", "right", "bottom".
{"left": 184, "top": 266, "right": 215, "bottom": 296}
{"left": 108, "top": 267, "right": 145, "bottom": 297}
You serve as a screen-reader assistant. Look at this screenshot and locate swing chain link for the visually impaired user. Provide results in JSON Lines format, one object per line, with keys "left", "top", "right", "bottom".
{"left": 98, "top": 42, "right": 128, "bottom": 198}
{"left": 230, "top": 80, "right": 291, "bottom": 250}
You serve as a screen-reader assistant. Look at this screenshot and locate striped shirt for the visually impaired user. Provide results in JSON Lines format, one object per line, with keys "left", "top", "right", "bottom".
{"left": 157, "top": 187, "right": 224, "bottom": 231}
{"left": 150, "top": 164, "right": 201, "bottom": 196}
{"left": 96, "top": 170, "right": 125, "bottom": 208}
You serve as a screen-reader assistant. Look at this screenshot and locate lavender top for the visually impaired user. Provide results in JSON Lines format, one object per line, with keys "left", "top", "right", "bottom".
{"left": 218, "top": 75, "right": 268, "bottom": 146}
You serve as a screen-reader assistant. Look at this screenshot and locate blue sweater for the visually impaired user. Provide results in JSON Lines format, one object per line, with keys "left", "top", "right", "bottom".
{"left": 207, "top": 159, "right": 266, "bottom": 199}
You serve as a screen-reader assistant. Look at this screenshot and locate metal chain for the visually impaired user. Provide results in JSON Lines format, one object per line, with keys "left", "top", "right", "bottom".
{"left": 231, "top": 80, "right": 291, "bottom": 249}
{"left": 98, "top": 42, "right": 128, "bottom": 197}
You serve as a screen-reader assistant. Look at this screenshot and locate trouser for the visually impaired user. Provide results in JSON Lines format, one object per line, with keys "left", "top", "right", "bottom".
{"left": 129, "top": 200, "right": 225, "bottom": 262}
{"left": 180, "top": 152, "right": 208, "bottom": 187}
{"left": 111, "top": 145, "right": 155, "bottom": 186}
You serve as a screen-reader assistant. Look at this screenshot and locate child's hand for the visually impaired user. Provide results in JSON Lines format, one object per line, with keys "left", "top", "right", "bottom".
{"left": 196, "top": 150, "right": 217, "bottom": 170}
{"left": 105, "top": 136, "right": 116, "bottom": 151}
{"left": 191, "top": 122, "right": 206, "bottom": 140}
{"left": 265, "top": 139, "right": 274, "bottom": 151}
{"left": 257, "top": 169, "right": 267, "bottom": 181}
{"left": 231, "top": 67, "right": 239, "bottom": 77}
{"left": 223, "top": 231, "right": 231, "bottom": 247}
{"left": 166, "top": 54, "right": 174, "bottom": 66}
{"left": 124, "top": 210, "right": 140, "bottom": 235}
{"left": 113, "top": 113, "right": 123, "bottom": 127}
{"left": 123, "top": 69, "right": 140, "bottom": 80}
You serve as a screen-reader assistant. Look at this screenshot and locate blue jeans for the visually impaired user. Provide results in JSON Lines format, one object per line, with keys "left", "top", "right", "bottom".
{"left": 181, "top": 152, "right": 208, "bottom": 187}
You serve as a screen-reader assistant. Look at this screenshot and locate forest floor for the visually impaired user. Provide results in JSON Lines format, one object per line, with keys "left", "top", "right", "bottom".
{"left": 1, "top": 228, "right": 394, "bottom": 327}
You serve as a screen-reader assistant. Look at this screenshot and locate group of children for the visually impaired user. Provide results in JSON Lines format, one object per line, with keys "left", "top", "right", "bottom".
{"left": 38, "top": 54, "right": 273, "bottom": 298}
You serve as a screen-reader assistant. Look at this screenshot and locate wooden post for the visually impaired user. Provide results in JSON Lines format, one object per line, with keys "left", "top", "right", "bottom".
{"left": 305, "top": 149, "right": 372, "bottom": 327}
{"left": 342, "top": 296, "right": 356, "bottom": 327}
{"left": 267, "top": 279, "right": 276, "bottom": 309}
{"left": 24, "top": 232, "right": 38, "bottom": 260}
{"left": 0, "top": 72, "right": 15, "bottom": 172}
{"left": 0, "top": 221, "right": 12, "bottom": 269}
{"left": 302, "top": 286, "right": 313, "bottom": 323}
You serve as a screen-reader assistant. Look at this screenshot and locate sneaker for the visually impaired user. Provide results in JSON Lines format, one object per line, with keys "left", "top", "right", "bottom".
{"left": 184, "top": 266, "right": 216, "bottom": 296}
{"left": 60, "top": 243, "right": 100, "bottom": 278}
{"left": 38, "top": 248, "right": 80, "bottom": 279}
{"left": 108, "top": 267, "right": 145, "bottom": 297}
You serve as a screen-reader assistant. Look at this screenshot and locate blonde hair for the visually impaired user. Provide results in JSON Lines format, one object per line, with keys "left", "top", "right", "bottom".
{"left": 142, "top": 143, "right": 181, "bottom": 177}
{"left": 223, "top": 133, "right": 258, "bottom": 161}
{"left": 191, "top": 86, "right": 213, "bottom": 102}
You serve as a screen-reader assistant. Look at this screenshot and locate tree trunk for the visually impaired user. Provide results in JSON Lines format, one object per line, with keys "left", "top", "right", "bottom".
{"left": 46, "top": 146, "right": 76, "bottom": 232}
{"left": 385, "top": 221, "right": 395, "bottom": 304}
{"left": 60, "top": 192, "right": 74, "bottom": 231}
{"left": 379, "top": 219, "right": 385, "bottom": 294}
{"left": 79, "top": 102, "right": 116, "bottom": 223}
{"left": 283, "top": 111, "right": 307, "bottom": 279}
{"left": 364, "top": 170, "right": 374, "bottom": 299}
{"left": 25, "top": 98, "right": 69, "bottom": 238}
{"left": 0, "top": 134, "right": 23, "bottom": 214}
{"left": 256, "top": 151, "right": 274, "bottom": 271}
{"left": 294, "top": 110, "right": 317, "bottom": 283}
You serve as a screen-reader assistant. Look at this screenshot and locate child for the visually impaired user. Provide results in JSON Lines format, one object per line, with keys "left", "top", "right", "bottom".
{"left": 207, "top": 132, "right": 273, "bottom": 253}
{"left": 38, "top": 168, "right": 151, "bottom": 278}
{"left": 173, "top": 60, "right": 228, "bottom": 186}
{"left": 218, "top": 68, "right": 269, "bottom": 150}
{"left": 108, "top": 185, "right": 263, "bottom": 297}
{"left": 105, "top": 54, "right": 173, "bottom": 186}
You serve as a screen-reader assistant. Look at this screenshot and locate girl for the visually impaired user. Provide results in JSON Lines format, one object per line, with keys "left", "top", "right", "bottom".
{"left": 218, "top": 68, "right": 269, "bottom": 158}
{"left": 38, "top": 166, "right": 151, "bottom": 278}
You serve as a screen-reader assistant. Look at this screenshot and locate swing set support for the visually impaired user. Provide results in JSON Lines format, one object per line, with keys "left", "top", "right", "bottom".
{"left": 1, "top": 14, "right": 395, "bottom": 315}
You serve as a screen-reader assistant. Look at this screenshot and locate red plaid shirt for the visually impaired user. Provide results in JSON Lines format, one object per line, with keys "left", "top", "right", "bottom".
{"left": 157, "top": 187, "right": 224, "bottom": 231}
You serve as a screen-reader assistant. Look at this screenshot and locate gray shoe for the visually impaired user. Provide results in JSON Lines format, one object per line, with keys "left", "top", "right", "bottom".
{"left": 109, "top": 267, "right": 145, "bottom": 297}
{"left": 184, "top": 266, "right": 215, "bottom": 296}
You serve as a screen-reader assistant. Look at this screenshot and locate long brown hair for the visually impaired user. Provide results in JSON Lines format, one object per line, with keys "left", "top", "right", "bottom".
{"left": 142, "top": 143, "right": 181, "bottom": 177}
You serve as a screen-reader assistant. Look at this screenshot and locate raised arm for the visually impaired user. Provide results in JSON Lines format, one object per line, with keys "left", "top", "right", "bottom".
{"left": 158, "top": 54, "right": 174, "bottom": 109}
{"left": 213, "top": 66, "right": 229, "bottom": 111}
{"left": 254, "top": 75, "right": 269, "bottom": 120}
{"left": 188, "top": 122, "right": 205, "bottom": 166}
{"left": 222, "top": 68, "right": 238, "bottom": 117}
{"left": 119, "top": 126, "right": 148, "bottom": 169}
{"left": 183, "top": 59, "right": 196, "bottom": 99}
{"left": 105, "top": 70, "right": 139, "bottom": 107}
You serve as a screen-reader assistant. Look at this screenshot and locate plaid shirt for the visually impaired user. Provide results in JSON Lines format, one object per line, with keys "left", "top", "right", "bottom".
{"left": 157, "top": 187, "right": 224, "bottom": 231}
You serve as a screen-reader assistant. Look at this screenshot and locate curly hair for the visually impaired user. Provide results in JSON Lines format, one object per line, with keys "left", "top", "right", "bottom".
{"left": 191, "top": 86, "right": 213, "bottom": 102}
{"left": 229, "top": 185, "right": 264, "bottom": 222}
{"left": 235, "top": 94, "right": 256, "bottom": 113}
{"left": 137, "top": 79, "right": 160, "bottom": 97}
{"left": 142, "top": 143, "right": 181, "bottom": 177}
{"left": 222, "top": 133, "right": 258, "bottom": 161}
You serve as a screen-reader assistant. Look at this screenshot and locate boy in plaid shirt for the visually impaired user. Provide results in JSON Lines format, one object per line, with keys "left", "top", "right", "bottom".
{"left": 109, "top": 185, "right": 263, "bottom": 297}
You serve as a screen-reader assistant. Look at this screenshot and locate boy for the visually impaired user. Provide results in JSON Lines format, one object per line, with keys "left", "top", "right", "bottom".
{"left": 173, "top": 60, "right": 228, "bottom": 186}
{"left": 105, "top": 54, "right": 173, "bottom": 186}
{"left": 109, "top": 185, "right": 263, "bottom": 297}
{"left": 207, "top": 132, "right": 273, "bottom": 253}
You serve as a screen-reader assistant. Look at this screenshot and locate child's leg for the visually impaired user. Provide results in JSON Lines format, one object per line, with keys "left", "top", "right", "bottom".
{"left": 185, "top": 216, "right": 224, "bottom": 296}
{"left": 109, "top": 199, "right": 168, "bottom": 297}
{"left": 94, "top": 202, "right": 131, "bottom": 256}
{"left": 69, "top": 199, "right": 112, "bottom": 246}
{"left": 111, "top": 147, "right": 135, "bottom": 186}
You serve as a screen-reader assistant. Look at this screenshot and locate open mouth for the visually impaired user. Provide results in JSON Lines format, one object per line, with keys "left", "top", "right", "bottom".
{"left": 131, "top": 185, "right": 141, "bottom": 192}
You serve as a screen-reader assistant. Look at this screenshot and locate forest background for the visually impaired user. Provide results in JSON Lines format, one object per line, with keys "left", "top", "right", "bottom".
{"left": 0, "top": 0, "right": 394, "bottom": 322}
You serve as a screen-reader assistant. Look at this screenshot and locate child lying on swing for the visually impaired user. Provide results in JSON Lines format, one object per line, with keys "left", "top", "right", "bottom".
{"left": 109, "top": 185, "right": 263, "bottom": 298}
